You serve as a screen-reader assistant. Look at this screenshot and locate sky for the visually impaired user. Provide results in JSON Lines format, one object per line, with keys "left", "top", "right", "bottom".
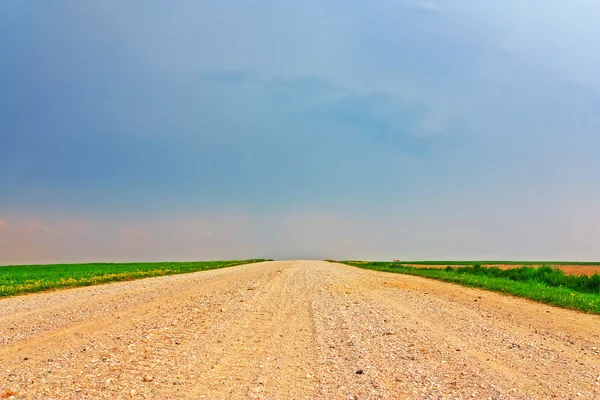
{"left": 1, "top": 0, "right": 600, "bottom": 264}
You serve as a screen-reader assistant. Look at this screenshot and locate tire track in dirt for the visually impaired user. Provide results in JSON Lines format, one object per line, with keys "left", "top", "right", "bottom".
{"left": 190, "top": 262, "right": 319, "bottom": 399}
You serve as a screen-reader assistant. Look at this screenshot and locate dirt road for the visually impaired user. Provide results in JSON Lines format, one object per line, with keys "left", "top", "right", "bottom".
{"left": 1, "top": 260, "right": 600, "bottom": 399}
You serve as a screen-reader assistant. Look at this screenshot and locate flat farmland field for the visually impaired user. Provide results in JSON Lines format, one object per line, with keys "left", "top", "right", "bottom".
{"left": 397, "top": 261, "right": 600, "bottom": 276}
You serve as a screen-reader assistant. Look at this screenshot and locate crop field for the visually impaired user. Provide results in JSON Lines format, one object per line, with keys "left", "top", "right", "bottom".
{"left": 337, "top": 261, "right": 600, "bottom": 314}
{"left": 387, "top": 261, "right": 600, "bottom": 276}
{"left": 0, "top": 259, "right": 268, "bottom": 297}
{"left": 381, "top": 260, "right": 600, "bottom": 266}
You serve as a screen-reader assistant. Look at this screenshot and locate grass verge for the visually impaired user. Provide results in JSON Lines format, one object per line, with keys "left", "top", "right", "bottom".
{"left": 0, "top": 260, "right": 269, "bottom": 297}
{"left": 335, "top": 261, "right": 600, "bottom": 315}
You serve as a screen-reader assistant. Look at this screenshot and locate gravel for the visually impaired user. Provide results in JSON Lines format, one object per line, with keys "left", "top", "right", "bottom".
{"left": 1, "top": 260, "right": 600, "bottom": 399}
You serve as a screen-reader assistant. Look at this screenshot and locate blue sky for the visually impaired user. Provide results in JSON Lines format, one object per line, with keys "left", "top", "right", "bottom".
{"left": 1, "top": 0, "right": 600, "bottom": 264}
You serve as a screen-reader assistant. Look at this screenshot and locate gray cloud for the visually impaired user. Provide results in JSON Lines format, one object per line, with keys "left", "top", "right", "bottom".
{"left": 2, "top": 0, "right": 600, "bottom": 262}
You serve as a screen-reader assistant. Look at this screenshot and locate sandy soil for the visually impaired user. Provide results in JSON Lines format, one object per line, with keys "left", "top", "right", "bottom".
{"left": 403, "top": 263, "right": 600, "bottom": 276}
{"left": 1, "top": 260, "right": 600, "bottom": 399}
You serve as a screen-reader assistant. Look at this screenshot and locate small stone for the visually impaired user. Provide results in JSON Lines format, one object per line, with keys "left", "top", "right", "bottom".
{"left": 356, "top": 370, "right": 364, "bottom": 375}
{"left": 130, "top": 389, "right": 136, "bottom": 397}
{"left": 143, "top": 375, "right": 154, "bottom": 382}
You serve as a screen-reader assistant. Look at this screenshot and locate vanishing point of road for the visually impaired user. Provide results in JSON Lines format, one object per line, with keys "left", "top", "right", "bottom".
{"left": 1, "top": 260, "right": 599, "bottom": 399}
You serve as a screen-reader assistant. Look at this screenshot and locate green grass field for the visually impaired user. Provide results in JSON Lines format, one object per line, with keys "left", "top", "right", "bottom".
{"left": 337, "top": 261, "right": 600, "bottom": 315}
{"left": 0, "top": 260, "right": 269, "bottom": 297}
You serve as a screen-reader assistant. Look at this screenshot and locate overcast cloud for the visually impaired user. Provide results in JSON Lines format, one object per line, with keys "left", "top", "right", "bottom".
{"left": 1, "top": 0, "right": 599, "bottom": 264}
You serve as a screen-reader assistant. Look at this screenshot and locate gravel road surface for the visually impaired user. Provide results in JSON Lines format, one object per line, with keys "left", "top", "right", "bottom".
{"left": 1, "top": 260, "right": 600, "bottom": 399}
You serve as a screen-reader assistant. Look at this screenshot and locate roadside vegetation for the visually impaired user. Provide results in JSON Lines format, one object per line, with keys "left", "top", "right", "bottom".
{"left": 0, "top": 260, "right": 269, "bottom": 297}
{"left": 381, "top": 260, "right": 600, "bottom": 266}
{"left": 336, "top": 261, "right": 600, "bottom": 314}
